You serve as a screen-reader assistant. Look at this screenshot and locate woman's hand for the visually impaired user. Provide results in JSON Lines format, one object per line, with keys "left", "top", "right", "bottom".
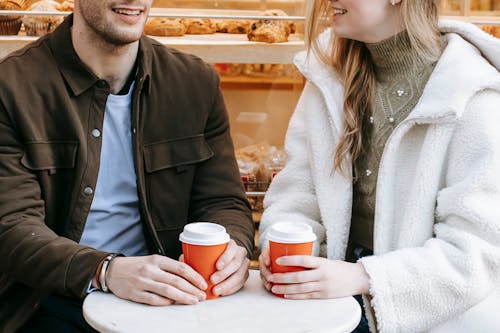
{"left": 258, "top": 248, "right": 273, "bottom": 291}
{"left": 261, "top": 253, "right": 370, "bottom": 299}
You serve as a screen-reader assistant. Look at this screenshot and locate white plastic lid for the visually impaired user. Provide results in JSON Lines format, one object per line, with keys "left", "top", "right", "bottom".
{"left": 266, "top": 222, "right": 317, "bottom": 244}
{"left": 179, "top": 222, "right": 230, "bottom": 245}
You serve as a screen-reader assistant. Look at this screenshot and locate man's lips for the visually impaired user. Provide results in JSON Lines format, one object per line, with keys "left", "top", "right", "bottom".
{"left": 112, "top": 7, "right": 143, "bottom": 16}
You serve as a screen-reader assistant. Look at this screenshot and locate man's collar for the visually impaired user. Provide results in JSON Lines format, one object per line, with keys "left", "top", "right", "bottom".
{"left": 137, "top": 36, "right": 152, "bottom": 95}
{"left": 50, "top": 14, "right": 152, "bottom": 96}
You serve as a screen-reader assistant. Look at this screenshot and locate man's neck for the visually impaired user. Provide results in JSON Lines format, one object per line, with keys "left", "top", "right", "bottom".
{"left": 71, "top": 23, "right": 139, "bottom": 94}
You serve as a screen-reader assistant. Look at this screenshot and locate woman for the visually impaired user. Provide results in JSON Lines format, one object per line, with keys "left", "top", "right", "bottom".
{"left": 258, "top": 0, "right": 500, "bottom": 332}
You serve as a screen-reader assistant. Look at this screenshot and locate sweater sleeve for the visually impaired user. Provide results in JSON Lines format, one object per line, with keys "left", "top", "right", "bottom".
{"left": 259, "top": 82, "right": 327, "bottom": 251}
{"left": 360, "top": 90, "right": 500, "bottom": 332}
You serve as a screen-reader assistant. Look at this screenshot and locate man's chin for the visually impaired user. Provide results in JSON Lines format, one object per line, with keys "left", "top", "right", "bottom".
{"left": 103, "top": 31, "right": 143, "bottom": 46}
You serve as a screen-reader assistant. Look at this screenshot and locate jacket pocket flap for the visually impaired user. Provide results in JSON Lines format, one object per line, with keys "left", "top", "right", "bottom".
{"left": 21, "top": 142, "right": 78, "bottom": 170}
{"left": 144, "top": 135, "right": 214, "bottom": 172}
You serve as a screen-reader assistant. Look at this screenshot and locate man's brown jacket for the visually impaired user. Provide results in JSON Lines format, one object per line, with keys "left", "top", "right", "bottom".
{"left": 0, "top": 16, "right": 254, "bottom": 332}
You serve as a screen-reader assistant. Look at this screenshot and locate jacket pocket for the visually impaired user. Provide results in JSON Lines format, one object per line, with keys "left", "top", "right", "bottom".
{"left": 21, "top": 141, "right": 78, "bottom": 172}
{"left": 143, "top": 135, "right": 214, "bottom": 234}
{"left": 143, "top": 134, "right": 213, "bottom": 172}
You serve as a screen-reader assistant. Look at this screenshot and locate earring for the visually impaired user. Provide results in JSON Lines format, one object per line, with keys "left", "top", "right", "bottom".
{"left": 391, "top": 0, "right": 395, "bottom": 5}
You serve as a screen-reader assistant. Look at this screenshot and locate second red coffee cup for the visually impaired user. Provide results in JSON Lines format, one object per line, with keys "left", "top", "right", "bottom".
{"left": 267, "top": 222, "right": 317, "bottom": 297}
{"left": 179, "top": 222, "right": 230, "bottom": 300}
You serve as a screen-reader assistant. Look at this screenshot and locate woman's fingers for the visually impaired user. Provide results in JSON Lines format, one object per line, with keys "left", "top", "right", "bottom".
{"left": 270, "top": 281, "right": 322, "bottom": 296}
{"left": 259, "top": 248, "right": 272, "bottom": 290}
{"left": 274, "top": 255, "right": 320, "bottom": 269}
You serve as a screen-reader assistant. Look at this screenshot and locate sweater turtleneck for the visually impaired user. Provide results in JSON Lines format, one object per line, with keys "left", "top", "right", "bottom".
{"left": 366, "top": 30, "right": 430, "bottom": 82}
{"left": 348, "top": 30, "right": 440, "bottom": 260}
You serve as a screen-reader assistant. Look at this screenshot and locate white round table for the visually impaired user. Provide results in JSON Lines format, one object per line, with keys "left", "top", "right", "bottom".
{"left": 83, "top": 269, "right": 361, "bottom": 333}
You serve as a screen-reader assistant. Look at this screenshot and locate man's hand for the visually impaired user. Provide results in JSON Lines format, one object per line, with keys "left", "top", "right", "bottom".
{"left": 209, "top": 239, "right": 250, "bottom": 297}
{"left": 106, "top": 255, "right": 208, "bottom": 306}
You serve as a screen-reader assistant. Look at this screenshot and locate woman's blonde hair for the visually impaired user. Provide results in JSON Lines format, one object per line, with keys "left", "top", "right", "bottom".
{"left": 308, "top": 0, "right": 442, "bottom": 176}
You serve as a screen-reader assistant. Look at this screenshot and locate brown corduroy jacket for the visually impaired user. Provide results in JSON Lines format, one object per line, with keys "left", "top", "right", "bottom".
{"left": 0, "top": 16, "right": 254, "bottom": 333}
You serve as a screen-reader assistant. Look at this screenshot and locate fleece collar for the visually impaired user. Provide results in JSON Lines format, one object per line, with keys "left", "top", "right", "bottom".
{"left": 409, "top": 20, "right": 500, "bottom": 123}
{"left": 439, "top": 19, "right": 500, "bottom": 70}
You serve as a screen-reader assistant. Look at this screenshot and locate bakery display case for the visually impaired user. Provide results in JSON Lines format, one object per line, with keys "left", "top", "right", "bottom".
{"left": 0, "top": 0, "right": 307, "bottom": 266}
{"left": 0, "top": 0, "right": 306, "bottom": 161}
{"left": 440, "top": 0, "right": 500, "bottom": 17}
{"left": 0, "top": 0, "right": 307, "bottom": 61}
{"left": 439, "top": 0, "right": 500, "bottom": 37}
{"left": 440, "top": 0, "right": 500, "bottom": 34}
{"left": 0, "top": 0, "right": 498, "bottom": 264}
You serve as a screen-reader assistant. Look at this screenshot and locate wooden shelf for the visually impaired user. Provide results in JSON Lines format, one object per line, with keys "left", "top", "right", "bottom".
{"left": 220, "top": 74, "right": 304, "bottom": 89}
{"left": 0, "top": 6, "right": 306, "bottom": 62}
{"left": 441, "top": 15, "right": 500, "bottom": 25}
{"left": 0, "top": 33, "right": 305, "bottom": 63}
{"left": 152, "top": 33, "right": 305, "bottom": 64}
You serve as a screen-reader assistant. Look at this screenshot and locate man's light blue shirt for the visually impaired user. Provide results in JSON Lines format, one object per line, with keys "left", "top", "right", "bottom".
{"left": 80, "top": 82, "right": 148, "bottom": 256}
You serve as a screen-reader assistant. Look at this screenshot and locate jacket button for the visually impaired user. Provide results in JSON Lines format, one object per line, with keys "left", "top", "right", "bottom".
{"left": 83, "top": 187, "right": 94, "bottom": 195}
{"left": 97, "top": 80, "right": 107, "bottom": 88}
{"left": 91, "top": 129, "right": 101, "bottom": 138}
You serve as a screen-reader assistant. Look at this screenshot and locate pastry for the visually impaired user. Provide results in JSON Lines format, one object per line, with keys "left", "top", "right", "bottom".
{"left": 481, "top": 25, "right": 500, "bottom": 38}
{"left": 261, "top": 9, "right": 295, "bottom": 34}
{"left": 144, "top": 17, "right": 187, "bottom": 36}
{"left": 470, "top": 0, "right": 492, "bottom": 10}
{"left": 215, "top": 19, "right": 251, "bottom": 34}
{"left": 184, "top": 18, "right": 216, "bottom": 34}
{"left": 247, "top": 20, "right": 290, "bottom": 43}
{"left": 247, "top": 9, "right": 295, "bottom": 43}
{"left": 5, "top": 0, "right": 27, "bottom": 9}
{"left": 0, "top": 0, "right": 22, "bottom": 35}
{"left": 56, "top": 0, "right": 74, "bottom": 12}
{"left": 22, "top": 0, "right": 64, "bottom": 36}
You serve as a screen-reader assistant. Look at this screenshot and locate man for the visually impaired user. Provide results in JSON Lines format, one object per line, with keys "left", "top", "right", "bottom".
{"left": 0, "top": 1, "right": 254, "bottom": 332}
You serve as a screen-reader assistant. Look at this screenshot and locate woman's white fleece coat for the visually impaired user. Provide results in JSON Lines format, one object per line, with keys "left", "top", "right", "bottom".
{"left": 259, "top": 20, "right": 500, "bottom": 333}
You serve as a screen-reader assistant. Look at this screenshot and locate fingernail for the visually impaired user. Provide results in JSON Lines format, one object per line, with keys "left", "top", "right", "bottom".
{"left": 211, "top": 274, "right": 220, "bottom": 283}
{"left": 198, "top": 292, "right": 206, "bottom": 301}
{"left": 213, "top": 287, "right": 220, "bottom": 295}
{"left": 217, "top": 261, "right": 224, "bottom": 270}
{"left": 271, "top": 286, "right": 278, "bottom": 293}
{"left": 191, "top": 296, "right": 199, "bottom": 304}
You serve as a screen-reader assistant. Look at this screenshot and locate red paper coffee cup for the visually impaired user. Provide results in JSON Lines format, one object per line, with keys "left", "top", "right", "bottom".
{"left": 179, "top": 222, "right": 230, "bottom": 300}
{"left": 267, "top": 222, "right": 317, "bottom": 297}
